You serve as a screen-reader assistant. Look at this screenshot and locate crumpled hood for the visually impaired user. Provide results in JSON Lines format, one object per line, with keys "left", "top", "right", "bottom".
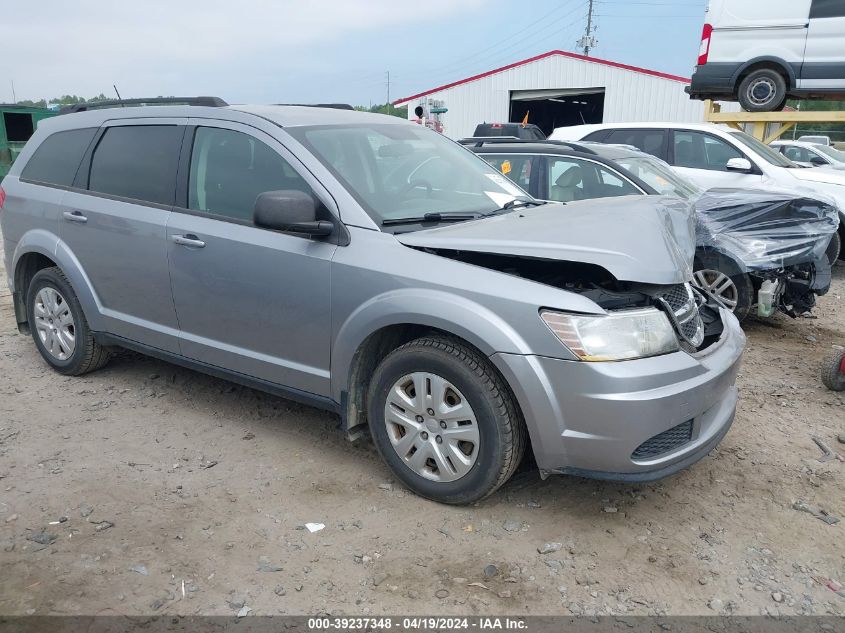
{"left": 396, "top": 196, "right": 696, "bottom": 285}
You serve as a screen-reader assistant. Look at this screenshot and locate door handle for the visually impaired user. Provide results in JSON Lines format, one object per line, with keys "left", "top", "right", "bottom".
{"left": 63, "top": 210, "right": 88, "bottom": 224}
{"left": 171, "top": 234, "right": 206, "bottom": 248}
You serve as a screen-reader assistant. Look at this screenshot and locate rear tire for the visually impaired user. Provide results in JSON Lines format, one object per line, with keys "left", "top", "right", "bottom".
{"left": 737, "top": 69, "right": 787, "bottom": 112}
{"left": 693, "top": 250, "right": 755, "bottom": 322}
{"left": 26, "top": 267, "right": 111, "bottom": 376}
{"left": 367, "top": 335, "right": 526, "bottom": 505}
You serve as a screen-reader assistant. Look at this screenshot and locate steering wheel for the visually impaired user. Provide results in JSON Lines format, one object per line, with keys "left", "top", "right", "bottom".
{"left": 400, "top": 179, "right": 433, "bottom": 198}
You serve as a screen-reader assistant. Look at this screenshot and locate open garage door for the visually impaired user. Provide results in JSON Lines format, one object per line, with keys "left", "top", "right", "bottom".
{"left": 509, "top": 88, "right": 605, "bottom": 136}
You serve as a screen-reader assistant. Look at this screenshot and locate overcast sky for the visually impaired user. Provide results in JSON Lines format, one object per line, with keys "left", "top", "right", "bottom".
{"left": 1, "top": 0, "right": 706, "bottom": 106}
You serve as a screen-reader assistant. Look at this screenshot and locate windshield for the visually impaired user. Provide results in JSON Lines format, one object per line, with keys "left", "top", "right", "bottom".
{"left": 814, "top": 144, "right": 845, "bottom": 163}
{"left": 287, "top": 123, "right": 530, "bottom": 229}
{"left": 613, "top": 154, "right": 702, "bottom": 200}
{"left": 729, "top": 131, "right": 795, "bottom": 167}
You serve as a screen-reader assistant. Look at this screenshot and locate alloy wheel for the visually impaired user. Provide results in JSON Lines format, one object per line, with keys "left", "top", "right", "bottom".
{"left": 33, "top": 287, "right": 76, "bottom": 360}
{"left": 383, "top": 372, "right": 480, "bottom": 483}
{"left": 693, "top": 269, "right": 739, "bottom": 311}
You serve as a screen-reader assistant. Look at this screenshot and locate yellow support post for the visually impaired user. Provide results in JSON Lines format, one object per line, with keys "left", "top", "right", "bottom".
{"left": 703, "top": 107, "right": 845, "bottom": 142}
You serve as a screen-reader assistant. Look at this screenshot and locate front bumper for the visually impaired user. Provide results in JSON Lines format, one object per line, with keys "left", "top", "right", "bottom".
{"left": 491, "top": 308, "right": 745, "bottom": 480}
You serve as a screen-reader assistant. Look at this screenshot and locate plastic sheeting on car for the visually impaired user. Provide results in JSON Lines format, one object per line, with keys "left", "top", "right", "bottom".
{"left": 692, "top": 188, "right": 840, "bottom": 272}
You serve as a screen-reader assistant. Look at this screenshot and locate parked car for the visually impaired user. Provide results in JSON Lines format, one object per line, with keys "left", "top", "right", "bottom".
{"left": 468, "top": 122, "right": 546, "bottom": 141}
{"left": 550, "top": 122, "right": 845, "bottom": 260}
{"left": 468, "top": 139, "right": 837, "bottom": 320}
{"left": 771, "top": 140, "right": 845, "bottom": 170}
{"left": 686, "top": 0, "right": 845, "bottom": 111}
{"left": 0, "top": 99, "right": 745, "bottom": 504}
{"left": 798, "top": 135, "right": 832, "bottom": 146}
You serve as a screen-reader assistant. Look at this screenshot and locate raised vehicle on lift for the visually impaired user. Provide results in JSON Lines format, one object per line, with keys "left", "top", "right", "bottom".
{"left": 687, "top": 0, "right": 845, "bottom": 111}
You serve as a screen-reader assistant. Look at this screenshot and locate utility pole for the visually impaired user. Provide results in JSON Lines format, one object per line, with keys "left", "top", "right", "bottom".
{"left": 577, "top": 0, "right": 597, "bottom": 56}
{"left": 386, "top": 71, "right": 391, "bottom": 115}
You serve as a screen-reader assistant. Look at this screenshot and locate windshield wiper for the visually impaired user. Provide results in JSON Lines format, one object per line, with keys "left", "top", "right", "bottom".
{"left": 382, "top": 212, "right": 481, "bottom": 227}
{"left": 490, "top": 198, "right": 546, "bottom": 214}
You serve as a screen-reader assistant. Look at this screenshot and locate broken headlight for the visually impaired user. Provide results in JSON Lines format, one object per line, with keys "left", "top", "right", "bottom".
{"left": 540, "top": 308, "right": 679, "bottom": 361}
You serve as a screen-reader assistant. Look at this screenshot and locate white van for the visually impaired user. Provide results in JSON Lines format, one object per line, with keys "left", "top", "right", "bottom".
{"left": 686, "top": 0, "right": 845, "bottom": 111}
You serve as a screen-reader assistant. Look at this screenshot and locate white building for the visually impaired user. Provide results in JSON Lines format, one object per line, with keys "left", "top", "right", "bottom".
{"left": 394, "top": 50, "right": 737, "bottom": 139}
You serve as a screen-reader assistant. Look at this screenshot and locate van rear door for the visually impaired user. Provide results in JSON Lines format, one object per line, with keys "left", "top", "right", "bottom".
{"left": 800, "top": 0, "right": 845, "bottom": 90}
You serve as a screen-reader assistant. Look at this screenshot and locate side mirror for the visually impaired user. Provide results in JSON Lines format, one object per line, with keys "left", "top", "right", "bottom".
{"left": 253, "top": 190, "right": 333, "bottom": 237}
{"left": 725, "top": 157, "right": 753, "bottom": 173}
{"left": 810, "top": 155, "right": 828, "bottom": 166}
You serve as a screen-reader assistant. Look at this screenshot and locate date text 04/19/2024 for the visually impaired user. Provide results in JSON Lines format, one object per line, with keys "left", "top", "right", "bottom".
{"left": 307, "top": 617, "right": 528, "bottom": 630}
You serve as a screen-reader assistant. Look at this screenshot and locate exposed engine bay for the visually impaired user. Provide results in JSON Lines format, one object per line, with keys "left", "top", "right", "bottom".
{"left": 422, "top": 250, "right": 722, "bottom": 353}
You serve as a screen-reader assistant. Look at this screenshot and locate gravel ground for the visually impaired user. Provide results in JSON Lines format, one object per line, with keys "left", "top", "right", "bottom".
{"left": 0, "top": 240, "right": 843, "bottom": 617}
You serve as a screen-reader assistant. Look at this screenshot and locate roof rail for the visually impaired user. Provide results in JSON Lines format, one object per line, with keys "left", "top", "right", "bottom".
{"left": 275, "top": 103, "right": 355, "bottom": 110}
{"left": 458, "top": 138, "right": 598, "bottom": 155}
{"left": 59, "top": 96, "right": 228, "bottom": 114}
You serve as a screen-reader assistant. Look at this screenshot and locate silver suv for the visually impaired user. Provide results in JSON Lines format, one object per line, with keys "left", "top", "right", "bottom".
{"left": 0, "top": 100, "right": 745, "bottom": 504}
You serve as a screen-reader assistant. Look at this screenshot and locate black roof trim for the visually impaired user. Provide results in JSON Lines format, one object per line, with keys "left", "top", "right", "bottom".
{"left": 58, "top": 97, "right": 228, "bottom": 114}
{"left": 458, "top": 138, "right": 598, "bottom": 155}
{"left": 274, "top": 103, "right": 355, "bottom": 110}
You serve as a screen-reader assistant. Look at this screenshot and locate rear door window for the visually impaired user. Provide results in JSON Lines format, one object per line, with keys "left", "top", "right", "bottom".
{"left": 482, "top": 154, "right": 535, "bottom": 191}
{"left": 671, "top": 130, "right": 743, "bottom": 171}
{"left": 88, "top": 125, "right": 183, "bottom": 205}
{"left": 188, "top": 126, "right": 314, "bottom": 222}
{"left": 602, "top": 129, "right": 668, "bottom": 160}
{"left": 547, "top": 157, "right": 640, "bottom": 202}
{"left": 20, "top": 128, "right": 97, "bottom": 187}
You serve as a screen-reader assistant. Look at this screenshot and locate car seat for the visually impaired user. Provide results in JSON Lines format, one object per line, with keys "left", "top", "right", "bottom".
{"left": 550, "top": 165, "right": 584, "bottom": 202}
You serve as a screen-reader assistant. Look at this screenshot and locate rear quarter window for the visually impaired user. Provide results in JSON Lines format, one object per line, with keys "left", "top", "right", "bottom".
{"left": 88, "top": 125, "right": 184, "bottom": 206}
{"left": 20, "top": 128, "right": 97, "bottom": 187}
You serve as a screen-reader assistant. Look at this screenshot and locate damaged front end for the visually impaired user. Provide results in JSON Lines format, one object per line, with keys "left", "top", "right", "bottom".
{"left": 411, "top": 250, "right": 722, "bottom": 355}
{"left": 694, "top": 189, "right": 839, "bottom": 318}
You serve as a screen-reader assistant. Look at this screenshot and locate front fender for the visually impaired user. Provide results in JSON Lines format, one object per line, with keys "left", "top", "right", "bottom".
{"left": 330, "top": 288, "right": 544, "bottom": 403}
{"left": 12, "top": 230, "right": 104, "bottom": 331}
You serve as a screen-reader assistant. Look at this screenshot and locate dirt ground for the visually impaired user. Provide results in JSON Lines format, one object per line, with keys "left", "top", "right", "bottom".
{"left": 1, "top": 240, "right": 843, "bottom": 618}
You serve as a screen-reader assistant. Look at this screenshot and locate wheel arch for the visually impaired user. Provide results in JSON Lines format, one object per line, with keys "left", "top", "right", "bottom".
{"left": 732, "top": 57, "right": 795, "bottom": 91}
{"left": 333, "top": 290, "right": 533, "bottom": 439}
{"left": 12, "top": 231, "right": 103, "bottom": 334}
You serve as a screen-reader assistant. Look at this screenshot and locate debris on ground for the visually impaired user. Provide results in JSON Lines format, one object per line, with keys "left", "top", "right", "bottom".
{"left": 130, "top": 564, "right": 148, "bottom": 576}
{"left": 257, "top": 556, "right": 284, "bottom": 572}
{"left": 537, "top": 542, "right": 562, "bottom": 555}
{"left": 792, "top": 500, "right": 840, "bottom": 525}
{"left": 502, "top": 520, "right": 521, "bottom": 532}
{"left": 26, "top": 531, "right": 57, "bottom": 545}
{"left": 483, "top": 564, "right": 499, "bottom": 578}
{"left": 304, "top": 522, "right": 325, "bottom": 533}
{"left": 93, "top": 521, "right": 114, "bottom": 532}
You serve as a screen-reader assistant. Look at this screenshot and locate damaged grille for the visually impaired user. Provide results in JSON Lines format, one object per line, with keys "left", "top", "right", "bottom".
{"left": 632, "top": 419, "right": 694, "bottom": 461}
{"left": 658, "top": 284, "right": 704, "bottom": 350}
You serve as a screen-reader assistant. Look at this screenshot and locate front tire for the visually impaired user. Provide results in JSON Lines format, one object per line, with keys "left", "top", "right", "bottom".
{"left": 26, "top": 267, "right": 110, "bottom": 375}
{"left": 826, "top": 230, "right": 841, "bottom": 265}
{"left": 737, "top": 69, "right": 787, "bottom": 112}
{"left": 367, "top": 335, "right": 525, "bottom": 505}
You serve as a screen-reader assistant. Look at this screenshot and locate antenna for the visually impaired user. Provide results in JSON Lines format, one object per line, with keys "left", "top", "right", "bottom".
{"left": 577, "top": 0, "right": 598, "bottom": 56}
{"left": 10, "top": 79, "right": 16, "bottom": 103}
{"left": 386, "top": 71, "right": 391, "bottom": 115}
{"left": 113, "top": 84, "right": 122, "bottom": 100}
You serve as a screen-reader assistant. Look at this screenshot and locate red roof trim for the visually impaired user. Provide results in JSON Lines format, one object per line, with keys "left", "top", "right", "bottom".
{"left": 393, "top": 50, "right": 691, "bottom": 105}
